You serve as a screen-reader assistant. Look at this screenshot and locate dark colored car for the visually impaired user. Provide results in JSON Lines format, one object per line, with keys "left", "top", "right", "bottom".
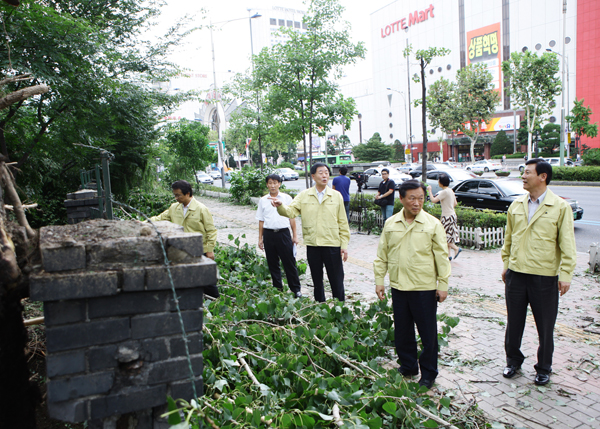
{"left": 409, "top": 163, "right": 439, "bottom": 178}
{"left": 452, "top": 178, "right": 584, "bottom": 220}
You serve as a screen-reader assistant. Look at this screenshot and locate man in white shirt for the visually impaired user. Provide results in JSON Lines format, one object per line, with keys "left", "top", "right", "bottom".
{"left": 257, "top": 173, "right": 302, "bottom": 298}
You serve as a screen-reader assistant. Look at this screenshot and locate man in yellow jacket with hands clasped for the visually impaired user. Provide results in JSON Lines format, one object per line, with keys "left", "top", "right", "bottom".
{"left": 501, "top": 159, "right": 576, "bottom": 386}
{"left": 271, "top": 163, "right": 350, "bottom": 303}
{"left": 374, "top": 180, "right": 451, "bottom": 390}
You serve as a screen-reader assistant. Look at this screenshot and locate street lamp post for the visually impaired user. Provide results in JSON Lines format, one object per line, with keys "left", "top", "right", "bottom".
{"left": 248, "top": 10, "right": 263, "bottom": 172}
{"left": 358, "top": 113, "right": 363, "bottom": 143}
{"left": 210, "top": 14, "right": 261, "bottom": 187}
{"left": 387, "top": 87, "right": 410, "bottom": 162}
{"left": 547, "top": 46, "right": 570, "bottom": 161}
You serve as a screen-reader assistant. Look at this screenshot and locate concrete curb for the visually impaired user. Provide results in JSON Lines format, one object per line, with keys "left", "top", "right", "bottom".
{"left": 551, "top": 181, "right": 600, "bottom": 186}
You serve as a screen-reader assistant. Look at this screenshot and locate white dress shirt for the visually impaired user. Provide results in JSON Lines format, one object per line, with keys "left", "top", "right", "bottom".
{"left": 317, "top": 188, "right": 327, "bottom": 204}
{"left": 256, "top": 192, "right": 294, "bottom": 229}
{"left": 528, "top": 189, "right": 547, "bottom": 222}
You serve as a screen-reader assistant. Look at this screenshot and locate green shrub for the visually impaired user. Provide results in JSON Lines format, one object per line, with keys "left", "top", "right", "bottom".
{"left": 552, "top": 166, "right": 600, "bottom": 182}
{"left": 426, "top": 203, "right": 507, "bottom": 229}
{"left": 583, "top": 148, "right": 600, "bottom": 166}
{"left": 278, "top": 161, "right": 294, "bottom": 169}
{"left": 491, "top": 153, "right": 528, "bottom": 159}
{"left": 119, "top": 188, "right": 173, "bottom": 218}
{"left": 229, "top": 166, "right": 273, "bottom": 204}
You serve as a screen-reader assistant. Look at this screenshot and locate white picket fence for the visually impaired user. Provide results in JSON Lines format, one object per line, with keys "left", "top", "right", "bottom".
{"left": 350, "top": 209, "right": 505, "bottom": 249}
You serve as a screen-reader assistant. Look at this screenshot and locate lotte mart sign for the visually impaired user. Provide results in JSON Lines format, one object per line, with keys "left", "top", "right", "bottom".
{"left": 380, "top": 4, "right": 436, "bottom": 38}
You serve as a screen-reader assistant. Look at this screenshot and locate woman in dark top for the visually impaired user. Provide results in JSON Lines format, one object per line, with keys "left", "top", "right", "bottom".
{"left": 375, "top": 168, "right": 395, "bottom": 222}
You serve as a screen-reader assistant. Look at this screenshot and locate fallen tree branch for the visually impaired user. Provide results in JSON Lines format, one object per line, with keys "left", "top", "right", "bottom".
{"left": 238, "top": 357, "right": 260, "bottom": 387}
{"left": 0, "top": 84, "right": 49, "bottom": 111}
{"left": 5, "top": 203, "right": 38, "bottom": 211}
{"left": 23, "top": 317, "right": 44, "bottom": 327}
{"left": 1, "top": 163, "right": 35, "bottom": 237}
{"left": 501, "top": 407, "right": 552, "bottom": 428}
{"left": 332, "top": 403, "right": 343, "bottom": 427}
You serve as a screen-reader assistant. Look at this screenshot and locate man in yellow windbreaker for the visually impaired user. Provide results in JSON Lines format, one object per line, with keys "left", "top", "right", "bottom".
{"left": 270, "top": 163, "right": 350, "bottom": 302}
{"left": 150, "top": 180, "right": 219, "bottom": 298}
{"left": 374, "top": 180, "right": 451, "bottom": 390}
{"left": 501, "top": 159, "right": 576, "bottom": 386}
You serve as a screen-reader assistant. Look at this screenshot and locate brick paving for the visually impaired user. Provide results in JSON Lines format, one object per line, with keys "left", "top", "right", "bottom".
{"left": 200, "top": 194, "right": 600, "bottom": 428}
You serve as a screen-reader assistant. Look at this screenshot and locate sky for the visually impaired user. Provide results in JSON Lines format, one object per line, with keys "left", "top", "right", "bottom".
{"left": 151, "top": 0, "right": 395, "bottom": 99}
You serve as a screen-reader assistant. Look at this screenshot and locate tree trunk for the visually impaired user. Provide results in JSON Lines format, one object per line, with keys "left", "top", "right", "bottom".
{"left": 420, "top": 57, "right": 428, "bottom": 181}
{"left": 0, "top": 169, "right": 39, "bottom": 429}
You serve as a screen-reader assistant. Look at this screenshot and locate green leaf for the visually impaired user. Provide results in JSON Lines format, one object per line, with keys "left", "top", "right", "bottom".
{"left": 422, "top": 418, "right": 439, "bottom": 428}
{"left": 166, "top": 397, "right": 182, "bottom": 425}
{"left": 327, "top": 391, "right": 341, "bottom": 402}
{"left": 439, "top": 397, "right": 451, "bottom": 408}
{"left": 214, "top": 379, "right": 228, "bottom": 392}
{"left": 382, "top": 401, "right": 397, "bottom": 414}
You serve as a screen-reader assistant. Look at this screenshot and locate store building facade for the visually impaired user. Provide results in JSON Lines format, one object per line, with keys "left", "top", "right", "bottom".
{"left": 341, "top": 0, "right": 599, "bottom": 162}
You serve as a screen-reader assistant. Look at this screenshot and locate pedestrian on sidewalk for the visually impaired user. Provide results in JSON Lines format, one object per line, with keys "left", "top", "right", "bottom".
{"left": 271, "top": 163, "right": 350, "bottom": 303}
{"left": 374, "top": 180, "right": 451, "bottom": 390}
{"left": 502, "top": 154, "right": 506, "bottom": 167}
{"left": 332, "top": 166, "right": 351, "bottom": 221}
{"left": 427, "top": 173, "right": 461, "bottom": 261}
{"left": 149, "top": 180, "right": 220, "bottom": 298}
{"left": 256, "top": 174, "right": 302, "bottom": 298}
{"left": 375, "top": 168, "right": 396, "bottom": 223}
{"left": 501, "top": 158, "right": 576, "bottom": 386}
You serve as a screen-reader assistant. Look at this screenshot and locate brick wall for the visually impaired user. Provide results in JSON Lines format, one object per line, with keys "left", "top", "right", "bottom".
{"left": 30, "top": 220, "right": 217, "bottom": 423}
{"left": 65, "top": 190, "right": 100, "bottom": 224}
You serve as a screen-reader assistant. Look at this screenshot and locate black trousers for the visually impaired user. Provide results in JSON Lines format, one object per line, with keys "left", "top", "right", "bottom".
{"left": 203, "top": 252, "right": 220, "bottom": 299}
{"left": 263, "top": 228, "right": 301, "bottom": 294}
{"left": 505, "top": 269, "right": 559, "bottom": 375}
{"left": 306, "top": 246, "right": 345, "bottom": 302}
{"left": 391, "top": 288, "right": 438, "bottom": 381}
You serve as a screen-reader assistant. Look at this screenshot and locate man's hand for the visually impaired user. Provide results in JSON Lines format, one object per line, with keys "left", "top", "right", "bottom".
{"left": 292, "top": 235, "right": 299, "bottom": 245}
{"left": 258, "top": 238, "right": 264, "bottom": 251}
{"left": 502, "top": 268, "right": 507, "bottom": 283}
{"left": 376, "top": 284, "right": 385, "bottom": 300}
{"left": 341, "top": 249, "right": 348, "bottom": 262}
{"left": 205, "top": 252, "right": 215, "bottom": 260}
{"left": 436, "top": 290, "right": 448, "bottom": 303}
{"left": 559, "top": 281, "right": 571, "bottom": 296}
{"left": 269, "top": 196, "right": 283, "bottom": 207}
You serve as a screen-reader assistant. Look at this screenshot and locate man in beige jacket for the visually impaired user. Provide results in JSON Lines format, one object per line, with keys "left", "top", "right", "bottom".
{"left": 374, "top": 180, "right": 451, "bottom": 389}
{"left": 501, "top": 159, "right": 576, "bottom": 385}
{"left": 271, "top": 163, "right": 350, "bottom": 302}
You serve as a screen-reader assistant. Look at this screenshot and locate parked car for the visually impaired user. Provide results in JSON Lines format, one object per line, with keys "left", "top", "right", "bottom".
{"left": 518, "top": 157, "right": 575, "bottom": 173}
{"left": 275, "top": 167, "right": 299, "bottom": 181}
{"left": 426, "top": 169, "right": 477, "bottom": 196}
{"left": 452, "top": 178, "right": 584, "bottom": 219}
{"left": 196, "top": 172, "right": 214, "bottom": 185}
{"left": 409, "top": 163, "right": 453, "bottom": 178}
{"left": 438, "top": 161, "right": 461, "bottom": 169}
{"left": 209, "top": 170, "right": 221, "bottom": 180}
{"left": 465, "top": 159, "right": 503, "bottom": 172}
{"left": 294, "top": 164, "right": 304, "bottom": 170}
{"left": 363, "top": 167, "right": 412, "bottom": 190}
{"left": 396, "top": 163, "right": 419, "bottom": 173}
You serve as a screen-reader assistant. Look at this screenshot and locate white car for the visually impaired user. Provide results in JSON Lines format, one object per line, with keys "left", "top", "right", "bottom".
{"left": 275, "top": 167, "right": 299, "bottom": 181}
{"left": 518, "top": 157, "right": 574, "bottom": 173}
{"left": 363, "top": 167, "right": 412, "bottom": 190}
{"left": 465, "top": 159, "right": 502, "bottom": 173}
{"left": 425, "top": 169, "right": 477, "bottom": 196}
{"left": 209, "top": 170, "right": 221, "bottom": 179}
{"left": 195, "top": 172, "right": 214, "bottom": 185}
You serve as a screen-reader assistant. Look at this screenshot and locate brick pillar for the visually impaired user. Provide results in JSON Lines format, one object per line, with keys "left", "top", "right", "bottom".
{"left": 30, "top": 220, "right": 217, "bottom": 424}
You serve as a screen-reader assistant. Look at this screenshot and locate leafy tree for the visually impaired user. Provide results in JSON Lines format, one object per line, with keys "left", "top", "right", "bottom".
{"left": 352, "top": 132, "right": 392, "bottom": 162}
{"left": 253, "top": 0, "right": 365, "bottom": 187}
{"left": 427, "top": 77, "right": 459, "bottom": 141}
{"left": 502, "top": 51, "right": 561, "bottom": 159}
{"left": 160, "top": 120, "right": 214, "bottom": 184}
{"left": 336, "top": 134, "right": 351, "bottom": 153}
{"left": 453, "top": 64, "right": 500, "bottom": 161}
{"left": 0, "top": 0, "right": 190, "bottom": 219}
{"left": 539, "top": 123, "right": 561, "bottom": 153}
{"left": 404, "top": 45, "right": 450, "bottom": 175}
{"left": 566, "top": 98, "right": 599, "bottom": 152}
{"left": 491, "top": 130, "right": 513, "bottom": 156}
{"left": 392, "top": 139, "right": 404, "bottom": 161}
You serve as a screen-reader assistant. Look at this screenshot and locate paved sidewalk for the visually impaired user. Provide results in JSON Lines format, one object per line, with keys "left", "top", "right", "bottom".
{"left": 201, "top": 194, "right": 600, "bottom": 428}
